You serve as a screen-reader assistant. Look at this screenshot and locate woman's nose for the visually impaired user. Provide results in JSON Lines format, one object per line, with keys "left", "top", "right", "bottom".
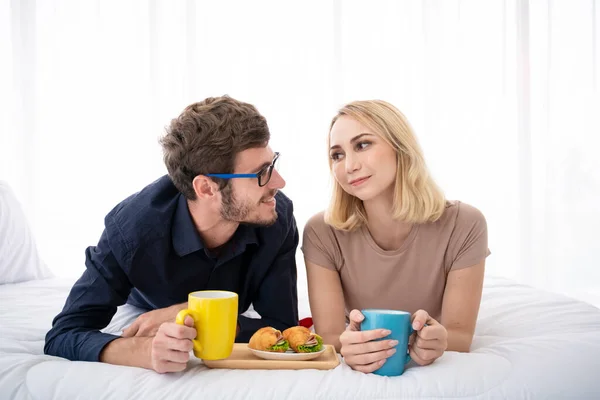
{"left": 345, "top": 154, "right": 360, "bottom": 173}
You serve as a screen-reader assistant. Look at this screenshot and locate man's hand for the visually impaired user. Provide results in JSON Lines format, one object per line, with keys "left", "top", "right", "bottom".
{"left": 409, "top": 310, "right": 448, "bottom": 366}
{"left": 149, "top": 316, "right": 196, "bottom": 373}
{"left": 123, "top": 303, "right": 187, "bottom": 338}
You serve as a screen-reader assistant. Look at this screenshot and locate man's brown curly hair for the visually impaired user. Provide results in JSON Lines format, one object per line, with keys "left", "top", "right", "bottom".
{"left": 160, "top": 95, "right": 270, "bottom": 200}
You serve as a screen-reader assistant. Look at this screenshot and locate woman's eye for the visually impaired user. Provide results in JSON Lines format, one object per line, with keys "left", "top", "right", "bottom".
{"left": 357, "top": 141, "right": 371, "bottom": 150}
{"left": 330, "top": 152, "right": 343, "bottom": 161}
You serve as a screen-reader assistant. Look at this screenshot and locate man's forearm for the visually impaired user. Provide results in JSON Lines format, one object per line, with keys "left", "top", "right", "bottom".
{"left": 446, "top": 328, "right": 474, "bottom": 353}
{"left": 99, "top": 336, "right": 153, "bottom": 369}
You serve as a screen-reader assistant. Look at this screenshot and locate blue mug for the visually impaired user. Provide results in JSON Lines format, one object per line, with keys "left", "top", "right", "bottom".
{"left": 360, "top": 309, "right": 414, "bottom": 377}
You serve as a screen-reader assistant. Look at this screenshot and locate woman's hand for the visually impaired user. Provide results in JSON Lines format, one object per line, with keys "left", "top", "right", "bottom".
{"left": 409, "top": 309, "right": 448, "bottom": 366}
{"left": 339, "top": 309, "right": 398, "bottom": 373}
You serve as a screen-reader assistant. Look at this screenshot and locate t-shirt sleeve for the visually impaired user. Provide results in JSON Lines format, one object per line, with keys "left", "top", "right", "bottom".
{"left": 448, "top": 202, "right": 491, "bottom": 272}
{"left": 301, "top": 212, "right": 341, "bottom": 271}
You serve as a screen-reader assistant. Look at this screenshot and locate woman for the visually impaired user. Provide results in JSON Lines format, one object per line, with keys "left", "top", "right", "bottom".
{"left": 302, "top": 100, "right": 490, "bottom": 373}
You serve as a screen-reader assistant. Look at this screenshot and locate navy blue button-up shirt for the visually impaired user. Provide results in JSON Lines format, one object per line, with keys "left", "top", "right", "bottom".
{"left": 44, "top": 175, "right": 299, "bottom": 362}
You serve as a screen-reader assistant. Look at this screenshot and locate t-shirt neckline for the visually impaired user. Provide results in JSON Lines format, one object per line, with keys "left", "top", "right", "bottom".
{"left": 360, "top": 222, "right": 420, "bottom": 256}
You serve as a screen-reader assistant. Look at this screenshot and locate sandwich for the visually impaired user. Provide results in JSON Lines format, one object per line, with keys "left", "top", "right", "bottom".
{"left": 248, "top": 327, "right": 289, "bottom": 352}
{"left": 282, "top": 326, "right": 324, "bottom": 353}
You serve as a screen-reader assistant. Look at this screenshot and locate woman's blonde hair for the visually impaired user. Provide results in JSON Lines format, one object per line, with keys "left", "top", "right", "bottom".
{"left": 325, "top": 100, "right": 446, "bottom": 231}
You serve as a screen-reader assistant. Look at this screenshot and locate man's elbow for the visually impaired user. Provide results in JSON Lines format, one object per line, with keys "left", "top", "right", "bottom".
{"left": 43, "top": 334, "right": 59, "bottom": 357}
{"left": 44, "top": 327, "right": 69, "bottom": 358}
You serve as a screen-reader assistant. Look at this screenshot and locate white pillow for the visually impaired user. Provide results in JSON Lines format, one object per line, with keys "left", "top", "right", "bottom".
{"left": 0, "top": 181, "right": 53, "bottom": 284}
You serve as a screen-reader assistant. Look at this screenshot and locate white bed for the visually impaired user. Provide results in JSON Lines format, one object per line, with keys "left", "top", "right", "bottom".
{"left": 2, "top": 181, "right": 600, "bottom": 399}
{"left": 1, "top": 275, "right": 600, "bottom": 400}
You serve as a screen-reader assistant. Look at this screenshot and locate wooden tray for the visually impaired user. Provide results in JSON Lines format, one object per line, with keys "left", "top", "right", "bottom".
{"left": 204, "top": 343, "right": 340, "bottom": 370}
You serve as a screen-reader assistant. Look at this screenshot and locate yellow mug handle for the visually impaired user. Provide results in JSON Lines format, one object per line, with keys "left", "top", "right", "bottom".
{"left": 176, "top": 309, "right": 202, "bottom": 354}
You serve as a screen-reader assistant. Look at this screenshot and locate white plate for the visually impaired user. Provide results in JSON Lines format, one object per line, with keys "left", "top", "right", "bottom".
{"left": 248, "top": 347, "right": 326, "bottom": 361}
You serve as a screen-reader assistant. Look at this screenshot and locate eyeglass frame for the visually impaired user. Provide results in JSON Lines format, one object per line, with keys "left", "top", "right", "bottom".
{"left": 205, "top": 152, "right": 280, "bottom": 187}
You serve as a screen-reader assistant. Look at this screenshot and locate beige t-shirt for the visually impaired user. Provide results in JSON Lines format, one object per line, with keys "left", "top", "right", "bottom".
{"left": 301, "top": 201, "right": 490, "bottom": 322}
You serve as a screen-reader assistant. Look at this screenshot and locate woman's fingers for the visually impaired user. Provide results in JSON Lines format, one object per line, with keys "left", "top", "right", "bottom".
{"left": 345, "top": 347, "right": 397, "bottom": 368}
{"left": 346, "top": 309, "right": 365, "bottom": 331}
{"left": 340, "top": 328, "right": 391, "bottom": 346}
{"left": 414, "top": 336, "right": 443, "bottom": 350}
{"left": 410, "top": 344, "right": 438, "bottom": 365}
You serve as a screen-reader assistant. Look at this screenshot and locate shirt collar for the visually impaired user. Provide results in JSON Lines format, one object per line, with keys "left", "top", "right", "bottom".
{"left": 172, "top": 194, "right": 205, "bottom": 257}
{"left": 172, "top": 194, "right": 260, "bottom": 257}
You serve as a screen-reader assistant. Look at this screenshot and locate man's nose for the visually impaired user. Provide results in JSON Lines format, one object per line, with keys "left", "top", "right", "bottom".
{"left": 267, "top": 169, "right": 286, "bottom": 189}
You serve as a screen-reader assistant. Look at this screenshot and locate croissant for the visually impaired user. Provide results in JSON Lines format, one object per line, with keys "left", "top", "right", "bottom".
{"left": 248, "top": 327, "right": 289, "bottom": 352}
{"left": 282, "top": 326, "right": 324, "bottom": 353}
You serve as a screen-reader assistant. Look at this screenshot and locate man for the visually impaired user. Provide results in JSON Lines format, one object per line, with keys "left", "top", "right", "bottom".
{"left": 44, "top": 96, "right": 299, "bottom": 373}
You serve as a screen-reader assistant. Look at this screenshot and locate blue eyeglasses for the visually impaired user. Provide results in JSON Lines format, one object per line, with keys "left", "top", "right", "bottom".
{"left": 206, "top": 152, "right": 280, "bottom": 187}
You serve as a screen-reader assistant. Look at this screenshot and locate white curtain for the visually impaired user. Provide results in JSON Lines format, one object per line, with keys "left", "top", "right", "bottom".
{"left": 1, "top": 0, "right": 599, "bottom": 306}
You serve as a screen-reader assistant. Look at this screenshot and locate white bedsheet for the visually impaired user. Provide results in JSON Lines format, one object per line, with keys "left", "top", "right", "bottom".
{"left": 1, "top": 276, "right": 599, "bottom": 399}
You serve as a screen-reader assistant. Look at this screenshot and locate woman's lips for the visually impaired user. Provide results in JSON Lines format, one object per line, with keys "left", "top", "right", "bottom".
{"left": 349, "top": 176, "right": 370, "bottom": 186}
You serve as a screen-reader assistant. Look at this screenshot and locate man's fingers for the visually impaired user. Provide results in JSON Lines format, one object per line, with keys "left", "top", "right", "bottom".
{"left": 154, "top": 360, "right": 187, "bottom": 374}
{"left": 165, "top": 349, "right": 190, "bottom": 364}
{"left": 346, "top": 309, "right": 364, "bottom": 331}
{"left": 184, "top": 315, "right": 194, "bottom": 328}
{"left": 164, "top": 336, "right": 194, "bottom": 353}
{"left": 122, "top": 320, "right": 139, "bottom": 338}
{"left": 162, "top": 322, "right": 197, "bottom": 340}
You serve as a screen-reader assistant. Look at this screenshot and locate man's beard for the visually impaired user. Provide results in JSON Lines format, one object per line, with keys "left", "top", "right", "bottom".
{"left": 220, "top": 184, "right": 278, "bottom": 226}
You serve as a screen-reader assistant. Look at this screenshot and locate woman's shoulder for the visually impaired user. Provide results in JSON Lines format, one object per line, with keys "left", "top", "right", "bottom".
{"left": 441, "top": 200, "right": 487, "bottom": 229}
{"left": 303, "top": 211, "right": 358, "bottom": 239}
{"left": 305, "top": 210, "right": 327, "bottom": 229}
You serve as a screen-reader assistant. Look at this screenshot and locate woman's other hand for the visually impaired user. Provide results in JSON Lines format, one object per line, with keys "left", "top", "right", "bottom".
{"left": 409, "top": 309, "right": 448, "bottom": 366}
{"left": 339, "top": 309, "right": 398, "bottom": 373}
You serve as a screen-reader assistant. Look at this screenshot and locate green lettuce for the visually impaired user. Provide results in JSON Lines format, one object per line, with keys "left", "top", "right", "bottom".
{"left": 297, "top": 335, "right": 323, "bottom": 353}
{"left": 268, "top": 340, "right": 289, "bottom": 352}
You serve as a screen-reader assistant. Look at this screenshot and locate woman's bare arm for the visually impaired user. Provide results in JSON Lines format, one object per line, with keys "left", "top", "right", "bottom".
{"left": 305, "top": 258, "right": 347, "bottom": 352}
{"left": 440, "top": 261, "right": 485, "bottom": 352}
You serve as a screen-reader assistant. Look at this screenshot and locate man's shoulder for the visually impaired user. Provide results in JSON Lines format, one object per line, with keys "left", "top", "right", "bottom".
{"left": 104, "top": 175, "right": 179, "bottom": 240}
{"left": 275, "top": 191, "right": 294, "bottom": 215}
{"left": 274, "top": 191, "right": 294, "bottom": 222}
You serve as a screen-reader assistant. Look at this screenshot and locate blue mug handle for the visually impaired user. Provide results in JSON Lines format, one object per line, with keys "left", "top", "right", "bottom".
{"left": 406, "top": 326, "right": 414, "bottom": 364}
{"left": 406, "top": 323, "right": 428, "bottom": 364}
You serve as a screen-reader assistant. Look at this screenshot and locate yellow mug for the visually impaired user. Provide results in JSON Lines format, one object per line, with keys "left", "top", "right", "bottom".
{"left": 175, "top": 290, "right": 238, "bottom": 360}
